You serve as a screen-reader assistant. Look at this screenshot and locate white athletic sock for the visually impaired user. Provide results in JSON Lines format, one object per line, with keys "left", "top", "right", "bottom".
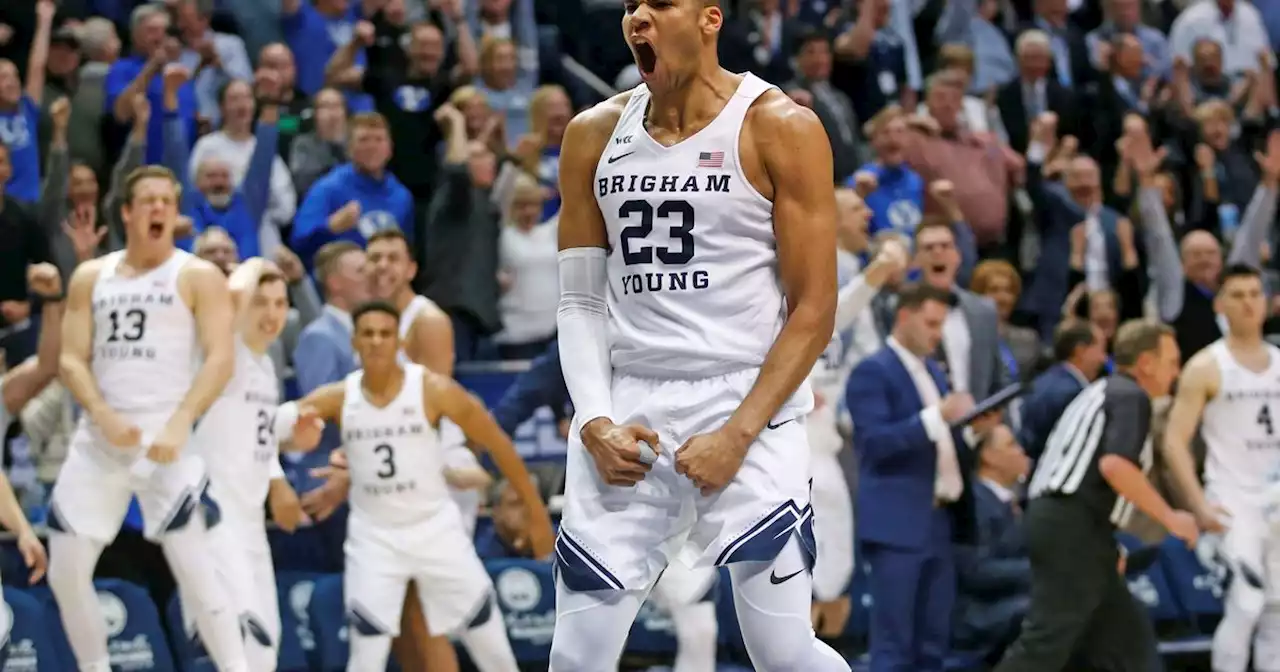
{"left": 457, "top": 595, "right": 520, "bottom": 672}
{"left": 46, "top": 534, "right": 110, "bottom": 671}
{"left": 160, "top": 521, "right": 250, "bottom": 672}
{"left": 669, "top": 600, "right": 717, "bottom": 672}
{"left": 347, "top": 633, "right": 394, "bottom": 672}
{"left": 727, "top": 536, "right": 850, "bottom": 672}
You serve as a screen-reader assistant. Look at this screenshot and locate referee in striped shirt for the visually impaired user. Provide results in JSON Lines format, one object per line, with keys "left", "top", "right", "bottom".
{"left": 995, "top": 320, "right": 1200, "bottom": 671}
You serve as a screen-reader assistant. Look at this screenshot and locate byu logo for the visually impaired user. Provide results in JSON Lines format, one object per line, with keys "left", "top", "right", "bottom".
{"left": 496, "top": 567, "right": 542, "bottom": 612}
{"left": 357, "top": 210, "right": 398, "bottom": 239}
{"left": 97, "top": 592, "right": 128, "bottom": 637}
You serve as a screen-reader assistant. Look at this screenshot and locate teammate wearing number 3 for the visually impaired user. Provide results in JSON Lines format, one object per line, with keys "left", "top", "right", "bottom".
{"left": 47, "top": 165, "right": 252, "bottom": 671}
{"left": 1162, "top": 264, "right": 1280, "bottom": 672}
{"left": 279, "top": 301, "right": 554, "bottom": 672}
{"left": 551, "top": 0, "right": 845, "bottom": 668}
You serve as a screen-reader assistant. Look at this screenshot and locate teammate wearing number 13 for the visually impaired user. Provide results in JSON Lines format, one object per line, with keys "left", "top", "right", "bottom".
{"left": 1163, "top": 264, "right": 1280, "bottom": 672}
{"left": 552, "top": 0, "right": 844, "bottom": 668}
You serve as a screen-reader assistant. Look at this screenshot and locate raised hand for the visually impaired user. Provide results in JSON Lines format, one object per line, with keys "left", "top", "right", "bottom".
{"left": 26, "top": 263, "right": 63, "bottom": 299}
{"left": 62, "top": 205, "right": 106, "bottom": 263}
{"left": 49, "top": 97, "right": 71, "bottom": 131}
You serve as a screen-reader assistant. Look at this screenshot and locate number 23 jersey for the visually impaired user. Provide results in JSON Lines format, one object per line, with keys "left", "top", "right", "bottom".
{"left": 1201, "top": 339, "right": 1280, "bottom": 495}
{"left": 91, "top": 249, "right": 201, "bottom": 417}
{"left": 595, "top": 73, "right": 792, "bottom": 380}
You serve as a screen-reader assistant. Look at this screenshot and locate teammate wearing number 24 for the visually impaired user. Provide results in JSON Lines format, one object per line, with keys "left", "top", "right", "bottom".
{"left": 552, "top": 0, "right": 845, "bottom": 669}
{"left": 281, "top": 301, "right": 554, "bottom": 672}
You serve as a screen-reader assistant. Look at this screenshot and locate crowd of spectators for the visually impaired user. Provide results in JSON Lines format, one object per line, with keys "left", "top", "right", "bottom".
{"left": 0, "top": 0, "right": 1277, "bottom": 668}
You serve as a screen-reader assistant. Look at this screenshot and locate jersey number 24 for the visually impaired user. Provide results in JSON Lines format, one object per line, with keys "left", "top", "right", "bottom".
{"left": 618, "top": 199, "right": 695, "bottom": 265}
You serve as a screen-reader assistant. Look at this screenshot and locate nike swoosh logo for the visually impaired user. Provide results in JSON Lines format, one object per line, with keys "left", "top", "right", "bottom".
{"left": 770, "top": 569, "right": 803, "bottom": 585}
{"left": 607, "top": 152, "right": 635, "bottom": 164}
{"left": 766, "top": 418, "right": 795, "bottom": 430}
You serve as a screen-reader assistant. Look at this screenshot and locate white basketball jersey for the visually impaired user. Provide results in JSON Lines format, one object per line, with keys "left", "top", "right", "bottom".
{"left": 396, "top": 294, "right": 439, "bottom": 365}
{"left": 341, "top": 363, "right": 455, "bottom": 527}
{"left": 91, "top": 250, "right": 200, "bottom": 418}
{"left": 1201, "top": 340, "right": 1280, "bottom": 496}
{"left": 594, "top": 74, "right": 792, "bottom": 379}
{"left": 196, "top": 336, "right": 280, "bottom": 520}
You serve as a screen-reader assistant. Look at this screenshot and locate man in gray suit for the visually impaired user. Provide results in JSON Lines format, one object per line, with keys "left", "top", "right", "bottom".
{"left": 913, "top": 220, "right": 1010, "bottom": 401}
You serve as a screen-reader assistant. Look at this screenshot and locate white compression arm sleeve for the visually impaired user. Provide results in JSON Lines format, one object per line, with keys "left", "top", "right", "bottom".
{"left": 557, "top": 247, "right": 613, "bottom": 425}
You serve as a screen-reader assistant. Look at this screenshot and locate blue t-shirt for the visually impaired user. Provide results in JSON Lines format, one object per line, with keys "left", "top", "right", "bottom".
{"left": 290, "top": 163, "right": 414, "bottom": 268}
{"left": 538, "top": 146, "right": 561, "bottom": 221}
{"left": 0, "top": 96, "right": 41, "bottom": 203}
{"left": 105, "top": 56, "right": 199, "bottom": 164}
{"left": 849, "top": 162, "right": 924, "bottom": 237}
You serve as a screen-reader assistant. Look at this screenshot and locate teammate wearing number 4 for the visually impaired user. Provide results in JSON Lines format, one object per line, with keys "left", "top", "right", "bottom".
{"left": 182, "top": 257, "right": 307, "bottom": 671}
{"left": 551, "top": 0, "right": 845, "bottom": 668}
{"left": 1163, "top": 264, "right": 1280, "bottom": 672}
{"left": 47, "top": 165, "right": 251, "bottom": 671}
{"left": 280, "top": 301, "right": 555, "bottom": 672}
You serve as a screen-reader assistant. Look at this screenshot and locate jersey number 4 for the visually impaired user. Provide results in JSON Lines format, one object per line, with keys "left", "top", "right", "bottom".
{"left": 106, "top": 308, "right": 147, "bottom": 342}
{"left": 256, "top": 410, "right": 274, "bottom": 447}
{"left": 1260, "top": 404, "right": 1275, "bottom": 437}
{"left": 618, "top": 199, "right": 695, "bottom": 265}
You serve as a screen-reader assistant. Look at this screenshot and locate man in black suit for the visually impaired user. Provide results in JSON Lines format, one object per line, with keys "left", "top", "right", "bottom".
{"left": 997, "top": 29, "right": 1078, "bottom": 152}
{"left": 1021, "top": 0, "right": 1091, "bottom": 87}
{"left": 786, "top": 29, "right": 866, "bottom": 183}
{"left": 719, "top": 0, "right": 804, "bottom": 85}
{"left": 1019, "top": 320, "right": 1108, "bottom": 460}
{"left": 953, "top": 423, "right": 1033, "bottom": 666}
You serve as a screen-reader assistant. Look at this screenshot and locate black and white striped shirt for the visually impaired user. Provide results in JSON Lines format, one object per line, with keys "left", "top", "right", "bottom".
{"left": 1028, "top": 374, "right": 1154, "bottom": 528}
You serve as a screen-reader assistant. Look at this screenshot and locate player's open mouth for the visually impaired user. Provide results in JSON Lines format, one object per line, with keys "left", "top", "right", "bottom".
{"left": 148, "top": 221, "right": 165, "bottom": 238}
{"left": 930, "top": 264, "right": 947, "bottom": 274}
{"left": 633, "top": 41, "right": 657, "bottom": 76}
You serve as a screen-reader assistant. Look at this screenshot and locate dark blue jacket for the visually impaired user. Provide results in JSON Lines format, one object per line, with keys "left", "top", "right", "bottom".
{"left": 491, "top": 340, "right": 569, "bottom": 436}
{"left": 1019, "top": 363, "right": 1088, "bottom": 461}
{"left": 952, "top": 481, "right": 1032, "bottom": 660}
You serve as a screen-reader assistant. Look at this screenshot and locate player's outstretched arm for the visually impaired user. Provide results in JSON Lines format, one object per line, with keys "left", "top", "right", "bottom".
{"left": 556, "top": 104, "right": 615, "bottom": 427}
{"left": 1162, "top": 351, "right": 1224, "bottom": 531}
{"left": 2, "top": 263, "right": 65, "bottom": 416}
{"left": 424, "top": 371, "right": 555, "bottom": 557}
{"left": 728, "top": 93, "right": 837, "bottom": 443}
{"left": 275, "top": 382, "right": 345, "bottom": 452}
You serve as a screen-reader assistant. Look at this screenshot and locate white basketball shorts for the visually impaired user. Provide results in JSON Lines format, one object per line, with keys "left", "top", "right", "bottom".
{"left": 343, "top": 511, "right": 495, "bottom": 637}
{"left": 48, "top": 413, "right": 212, "bottom": 543}
{"left": 200, "top": 515, "right": 279, "bottom": 649}
{"left": 0, "top": 581, "right": 9, "bottom": 650}
{"left": 557, "top": 368, "right": 815, "bottom": 593}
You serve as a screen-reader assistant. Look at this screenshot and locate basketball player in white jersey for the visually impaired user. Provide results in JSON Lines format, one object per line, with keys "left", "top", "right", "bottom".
{"left": 279, "top": 301, "right": 554, "bottom": 672}
{"left": 551, "top": 0, "right": 844, "bottom": 668}
{"left": 365, "top": 227, "right": 489, "bottom": 672}
{"left": 1163, "top": 263, "right": 1280, "bottom": 672}
{"left": 47, "top": 165, "right": 251, "bottom": 672}
{"left": 0, "top": 263, "right": 62, "bottom": 661}
{"left": 182, "top": 257, "right": 305, "bottom": 671}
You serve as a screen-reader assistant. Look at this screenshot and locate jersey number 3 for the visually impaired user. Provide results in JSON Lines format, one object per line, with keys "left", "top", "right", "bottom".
{"left": 106, "top": 308, "right": 147, "bottom": 342}
{"left": 374, "top": 443, "right": 396, "bottom": 479}
{"left": 618, "top": 199, "right": 695, "bottom": 265}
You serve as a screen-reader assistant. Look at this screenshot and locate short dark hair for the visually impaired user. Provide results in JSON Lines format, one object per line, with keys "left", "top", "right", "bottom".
{"left": 352, "top": 300, "right": 400, "bottom": 328}
{"left": 792, "top": 28, "right": 828, "bottom": 57}
{"left": 1053, "top": 320, "right": 1096, "bottom": 363}
{"left": 366, "top": 228, "right": 415, "bottom": 260}
{"left": 1219, "top": 262, "right": 1263, "bottom": 291}
{"left": 257, "top": 270, "right": 287, "bottom": 287}
{"left": 895, "top": 282, "right": 954, "bottom": 312}
{"left": 913, "top": 219, "right": 956, "bottom": 246}
{"left": 1112, "top": 319, "right": 1175, "bottom": 367}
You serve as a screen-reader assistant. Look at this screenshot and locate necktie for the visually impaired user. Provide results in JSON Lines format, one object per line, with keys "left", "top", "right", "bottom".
{"left": 932, "top": 340, "right": 954, "bottom": 392}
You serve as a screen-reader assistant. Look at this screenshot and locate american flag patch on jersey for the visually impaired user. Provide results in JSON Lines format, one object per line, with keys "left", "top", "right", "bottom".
{"left": 697, "top": 151, "right": 724, "bottom": 168}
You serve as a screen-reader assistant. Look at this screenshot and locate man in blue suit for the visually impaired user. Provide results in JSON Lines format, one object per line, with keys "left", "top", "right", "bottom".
{"left": 846, "top": 282, "right": 996, "bottom": 672}
{"left": 1019, "top": 320, "right": 1108, "bottom": 460}
{"left": 284, "top": 240, "right": 367, "bottom": 569}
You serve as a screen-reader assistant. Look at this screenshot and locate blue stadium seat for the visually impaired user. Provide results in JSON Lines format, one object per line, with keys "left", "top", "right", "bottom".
{"left": 623, "top": 590, "right": 679, "bottom": 657}
{"left": 487, "top": 558, "right": 557, "bottom": 664}
{"left": 1116, "top": 534, "right": 1182, "bottom": 623}
{"left": 276, "top": 571, "right": 329, "bottom": 672}
{"left": 34, "top": 578, "right": 176, "bottom": 671}
{"left": 5, "top": 587, "right": 64, "bottom": 671}
{"left": 1159, "top": 535, "right": 1226, "bottom": 622}
{"left": 306, "top": 574, "right": 347, "bottom": 672}
{"left": 164, "top": 594, "right": 215, "bottom": 672}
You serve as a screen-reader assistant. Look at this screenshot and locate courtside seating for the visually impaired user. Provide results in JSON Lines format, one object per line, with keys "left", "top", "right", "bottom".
{"left": 5, "top": 587, "right": 64, "bottom": 671}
